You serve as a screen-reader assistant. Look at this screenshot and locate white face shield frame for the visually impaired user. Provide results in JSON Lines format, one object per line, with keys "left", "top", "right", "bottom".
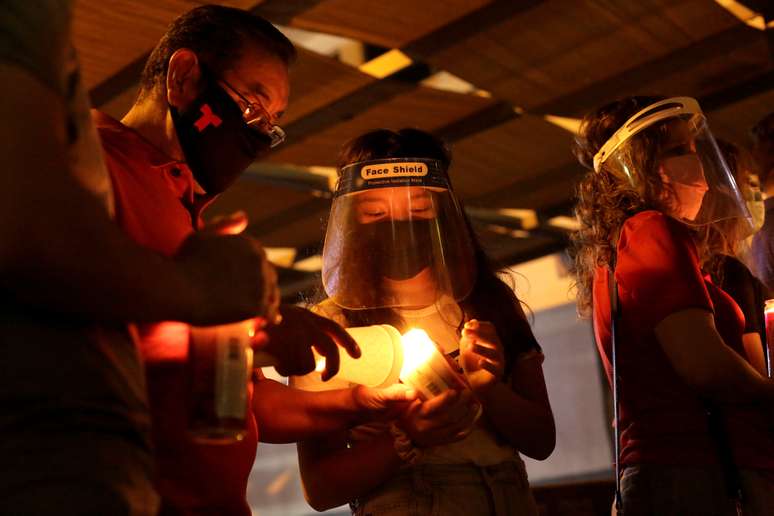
{"left": 593, "top": 96, "right": 751, "bottom": 228}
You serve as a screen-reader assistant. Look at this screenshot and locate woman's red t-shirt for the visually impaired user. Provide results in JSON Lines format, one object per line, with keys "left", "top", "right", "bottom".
{"left": 593, "top": 210, "right": 774, "bottom": 470}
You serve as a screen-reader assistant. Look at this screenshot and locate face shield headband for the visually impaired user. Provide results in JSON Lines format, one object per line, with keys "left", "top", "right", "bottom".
{"left": 593, "top": 97, "right": 703, "bottom": 175}
{"left": 591, "top": 96, "right": 751, "bottom": 228}
{"left": 334, "top": 158, "right": 452, "bottom": 197}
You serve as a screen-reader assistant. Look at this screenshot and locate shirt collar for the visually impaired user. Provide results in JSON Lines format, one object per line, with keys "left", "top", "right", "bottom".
{"left": 93, "top": 110, "right": 219, "bottom": 210}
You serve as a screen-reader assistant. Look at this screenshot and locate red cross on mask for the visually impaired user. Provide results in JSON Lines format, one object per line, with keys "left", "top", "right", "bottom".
{"left": 194, "top": 104, "right": 222, "bottom": 132}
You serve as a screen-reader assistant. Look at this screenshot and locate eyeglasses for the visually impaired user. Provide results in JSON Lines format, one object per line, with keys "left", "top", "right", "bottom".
{"left": 219, "top": 78, "right": 286, "bottom": 148}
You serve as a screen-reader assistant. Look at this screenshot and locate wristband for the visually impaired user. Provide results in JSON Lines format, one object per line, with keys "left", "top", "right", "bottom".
{"left": 389, "top": 422, "right": 423, "bottom": 465}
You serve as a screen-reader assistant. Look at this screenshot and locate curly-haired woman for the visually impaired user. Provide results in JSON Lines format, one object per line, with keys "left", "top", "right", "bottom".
{"left": 571, "top": 96, "right": 774, "bottom": 515}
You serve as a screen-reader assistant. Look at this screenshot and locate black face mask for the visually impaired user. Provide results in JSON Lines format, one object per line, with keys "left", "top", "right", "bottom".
{"left": 169, "top": 71, "right": 273, "bottom": 194}
{"left": 361, "top": 219, "right": 435, "bottom": 280}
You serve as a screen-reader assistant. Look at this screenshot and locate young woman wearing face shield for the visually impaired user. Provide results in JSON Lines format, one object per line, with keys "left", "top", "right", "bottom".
{"left": 572, "top": 96, "right": 774, "bottom": 515}
{"left": 292, "top": 129, "right": 555, "bottom": 515}
{"left": 703, "top": 139, "right": 770, "bottom": 377}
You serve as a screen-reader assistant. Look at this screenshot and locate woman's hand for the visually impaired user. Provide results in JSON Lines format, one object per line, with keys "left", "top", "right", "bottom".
{"left": 350, "top": 384, "right": 417, "bottom": 423}
{"left": 396, "top": 389, "right": 479, "bottom": 448}
{"left": 460, "top": 319, "right": 505, "bottom": 395}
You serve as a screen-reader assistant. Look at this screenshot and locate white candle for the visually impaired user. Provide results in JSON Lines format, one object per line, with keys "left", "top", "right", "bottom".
{"left": 399, "top": 329, "right": 468, "bottom": 400}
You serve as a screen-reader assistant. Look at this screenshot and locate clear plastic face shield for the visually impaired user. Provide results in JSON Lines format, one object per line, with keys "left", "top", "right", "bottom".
{"left": 322, "top": 158, "right": 476, "bottom": 310}
{"left": 593, "top": 97, "right": 752, "bottom": 229}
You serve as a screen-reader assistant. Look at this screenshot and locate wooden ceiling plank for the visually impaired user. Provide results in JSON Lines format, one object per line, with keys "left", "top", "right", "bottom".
{"left": 529, "top": 23, "right": 769, "bottom": 117}
{"left": 89, "top": 53, "right": 148, "bottom": 108}
{"left": 82, "top": 1, "right": 264, "bottom": 106}
{"left": 434, "top": 100, "right": 518, "bottom": 143}
{"left": 247, "top": 197, "right": 330, "bottom": 238}
{"left": 280, "top": 73, "right": 416, "bottom": 146}
{"left": 423, "top": 0, "right": 749, "bottom": 113}
{"left": 250, "top": 0, "right": 543, "bottom": 146}
{"left": 252, "top": 0, "right": 327, "bottom": 25}
{"left": 695, "top": 68, "right": 774, "bottom": 112}
{"left": 402, "top": 0, "right": 545, "bottom": 58}
{"left": 269, "top": 0, "right": 493, "bottom": 49}
{"left": 271, "top": 85, "right": 499, "bottom": 166}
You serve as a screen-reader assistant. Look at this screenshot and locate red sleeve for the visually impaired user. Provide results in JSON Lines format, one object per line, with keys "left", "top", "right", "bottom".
{"left": 616, "top": 211, "right": 712, "bottom": 329}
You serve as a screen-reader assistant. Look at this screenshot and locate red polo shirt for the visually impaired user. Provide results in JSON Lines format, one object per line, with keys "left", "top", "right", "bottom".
{"left": 93, "top": 110, "right": 257, "bottom": 515}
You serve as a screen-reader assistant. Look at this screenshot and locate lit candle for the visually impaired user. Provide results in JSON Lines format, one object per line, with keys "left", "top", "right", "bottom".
{"left": 311, "top": 326, "right": 475, "bottom": 404}
{"left": 764, "top": 299, "right": 774, "bottom": 378}
{"left": 398, "top": 328, "right": 469, "bottom": 400}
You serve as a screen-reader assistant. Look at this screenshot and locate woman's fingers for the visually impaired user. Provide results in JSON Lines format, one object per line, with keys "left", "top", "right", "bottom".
{"left": 471, "top": 342, "right": 501, "bottom": 360}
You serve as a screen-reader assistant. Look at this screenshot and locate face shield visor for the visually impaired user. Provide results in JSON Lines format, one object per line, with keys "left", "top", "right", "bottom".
{"left": 322, "top": 158, "right": 476, "bottom": 310}
{"left": 593, "top": 97, "right": 752, "bottom": 229}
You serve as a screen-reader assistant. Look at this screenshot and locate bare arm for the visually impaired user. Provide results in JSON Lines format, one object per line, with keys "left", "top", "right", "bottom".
{"left": 0, "top": 64, "right": 268, "bottom": 325}
{"left": 252, "top": 378, "right": 412, "bottom": 443}
{"left": 297, "top": 432, "right": 403, "bottom": 512}
{"left": 478, "top": 357, "right": 555, "bottom": 460}
{"left": 655, "top": 309, "right": 774, "bottom": 403}
{"left": 460, "top": 320, "right": 555, "bottom": 460}
{"left": 742, "top": 333, "right": 767, "bottom": 376}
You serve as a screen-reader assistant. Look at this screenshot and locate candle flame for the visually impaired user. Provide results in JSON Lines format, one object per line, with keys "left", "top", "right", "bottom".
{"left": 315, "top": 357, "right": 326, "bottom": 373}
{"left": 399, "top": 328, "right": 437, "bottom": 380}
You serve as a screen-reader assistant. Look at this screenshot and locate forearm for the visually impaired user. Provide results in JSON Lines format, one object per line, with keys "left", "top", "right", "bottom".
{"left": 3, "top": 207, "right": 202, "bottom": 323}
{"left": 742, "top": 333, "right": 767, "bottom": 376}
{"left": 656, "top": 310, "right": 774, "bottom": 404}
{"left": 699, "top": 343, "right": 774, "bottom": 403}
{"left": 478, "top": 382, "right": 555, "bottom": 460}
{"left": 253, "top": 379, "right": 365, "bottom": 443}
{"left": 298, "top": 434, "right": 403, "bottom": 511}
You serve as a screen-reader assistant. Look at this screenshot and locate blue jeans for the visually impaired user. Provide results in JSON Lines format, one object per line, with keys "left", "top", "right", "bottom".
{"left": 620, "top": 464, "right": 774, "bottom": 516}
{"left": 352, "top": 461, "right": 538, "bottom": 516}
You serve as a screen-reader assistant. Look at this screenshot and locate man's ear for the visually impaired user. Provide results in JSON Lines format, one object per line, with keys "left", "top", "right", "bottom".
{"left": 166, "top": 49, "right": 202, "bottom": 110}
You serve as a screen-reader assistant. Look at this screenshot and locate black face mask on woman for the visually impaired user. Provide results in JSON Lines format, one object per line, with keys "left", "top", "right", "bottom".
{"left": 169, "top": 70, "right": 273, "bottom": 194}
{"left": 360, "top": 219, "right": 435, "bottom": 281}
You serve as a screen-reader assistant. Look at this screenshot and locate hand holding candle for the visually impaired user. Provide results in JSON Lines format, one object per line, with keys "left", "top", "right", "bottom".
{"left": 397, "top": 389, "right": 479, "bottom": 447}
{"left": 460, "top": 319, "right": 505, "bottom": 395}
{"left": 398, "top": 328, "right": 470, "bottom": 399}
{"left": 350, "top": 384, "right": 417, "bottom": 423}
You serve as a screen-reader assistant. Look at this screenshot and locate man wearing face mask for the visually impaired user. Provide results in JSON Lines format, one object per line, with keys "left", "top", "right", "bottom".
{"left": 93, "top": 6, "right": 414, "bottom": 515}
{"left": 750, "top": 113, "right": 774, "bottom": 290}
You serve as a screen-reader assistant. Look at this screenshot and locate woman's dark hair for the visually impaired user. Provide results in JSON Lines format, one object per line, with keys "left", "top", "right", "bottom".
{"left": 570, "top": 95, "right": 696, "bottom": 316}
{"left": 139, "top": 5, "right": 296, "bottom": 98}
{"left": 315, "top": 128, "right": 538, "bottom": 373}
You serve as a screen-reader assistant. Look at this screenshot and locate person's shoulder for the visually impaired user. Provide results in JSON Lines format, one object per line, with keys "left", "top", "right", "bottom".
{"left": 92, "top": 110, "right": 131, "bottom": 147}
{"left": 622, "top": 210, "right": 675, "bottom": 234}
{"left": 91, "top": 110, "right": 151, "bottom": 172}
{"left": 722, "top": 256, "right": 752, "bottom": 279}
{"left": 620, "top": 210, "right": 692, "bottom": 251}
